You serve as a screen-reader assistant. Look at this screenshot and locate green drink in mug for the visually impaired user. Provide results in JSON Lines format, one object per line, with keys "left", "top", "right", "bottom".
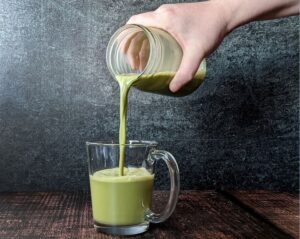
{"left": 86, "top": 141, "right": 180, "bottom": 236}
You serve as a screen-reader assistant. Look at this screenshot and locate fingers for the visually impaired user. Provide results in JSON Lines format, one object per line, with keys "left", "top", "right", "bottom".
{"left": 139, "top": 39, "right": 150, "bottom": 71}
{"left": 119, "top": 31, "right": 138, "bottom": 54}
{"left": 125, "top": 11, "right": 159, "bottom": 71}
{"left": 126, "top": 32, "right": 146, "bottom": 70}
{"left": 169, "top": 47, "right": 204, "bottom": 92}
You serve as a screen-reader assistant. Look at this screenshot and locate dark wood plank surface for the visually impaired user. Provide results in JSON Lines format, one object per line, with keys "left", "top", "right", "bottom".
{"left": 226, "top": 190, "right": 299, "bottom": 238}
{"left": 0, "top": 191, "right": 298, "bottom": 239}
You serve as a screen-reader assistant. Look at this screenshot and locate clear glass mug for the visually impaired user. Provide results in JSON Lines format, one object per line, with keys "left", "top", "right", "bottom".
{"left": 106, "top": 24, "right": 206, "bottom": 97}
{"left": 86, "top": 140, "right": 180, "bottom": 236}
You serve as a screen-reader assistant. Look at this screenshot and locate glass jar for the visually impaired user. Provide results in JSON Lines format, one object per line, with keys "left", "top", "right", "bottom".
{"left": 106, "top": 24, "right": 206, "bottom": 97}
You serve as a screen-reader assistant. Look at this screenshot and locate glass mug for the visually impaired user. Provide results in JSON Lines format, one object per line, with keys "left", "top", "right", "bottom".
{"left": 86, "top": 140, "right": 180, "bottom": 236}
{"left": 106, "top": 24, "right": 206, "bottom": 97}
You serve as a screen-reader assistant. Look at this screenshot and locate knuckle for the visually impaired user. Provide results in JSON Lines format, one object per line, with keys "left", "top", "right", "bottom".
{"left": 139, "top": 51, "right": 146, "bottom": 58}
{"left": 128, "top": 50, "right": 138, "bottom": 58}
{"left": 128, "top": 15, "right": 137, "bottom": 23}
{"left": 156, "top": 4, "right": 176, "bottom": 16}
{"left": 154, "top": 4, "right": 176, "bottom": 32}
{"left": 139, "top": 52, "right": 148, "bottom": 61}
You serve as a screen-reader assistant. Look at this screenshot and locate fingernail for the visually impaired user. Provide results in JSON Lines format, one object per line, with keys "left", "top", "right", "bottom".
{"left": 169, "top": 83, "right": 178, "bottom": 93}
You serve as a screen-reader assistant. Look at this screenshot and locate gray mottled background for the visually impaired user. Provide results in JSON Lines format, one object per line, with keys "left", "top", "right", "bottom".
{"left": 0, "top": 0, "right": 298, "bottom": 192}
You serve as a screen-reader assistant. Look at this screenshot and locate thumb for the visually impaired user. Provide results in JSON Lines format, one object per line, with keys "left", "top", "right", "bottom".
{"left": 169, "top": 47, "right": 204, "bottom": 93}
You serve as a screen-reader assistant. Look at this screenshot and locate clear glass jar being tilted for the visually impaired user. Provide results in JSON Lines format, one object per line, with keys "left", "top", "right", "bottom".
{"left": 106, "top": 24, "right": 206, "bottom": 97}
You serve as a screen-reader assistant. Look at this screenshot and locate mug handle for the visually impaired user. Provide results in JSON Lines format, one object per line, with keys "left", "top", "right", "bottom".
{"left": 145, "top": 150, "right": 180, "bottom": 223}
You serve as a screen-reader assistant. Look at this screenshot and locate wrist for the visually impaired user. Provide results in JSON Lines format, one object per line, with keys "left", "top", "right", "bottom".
{"left": 214, "top": 0, "right": 242, "bottom": 34}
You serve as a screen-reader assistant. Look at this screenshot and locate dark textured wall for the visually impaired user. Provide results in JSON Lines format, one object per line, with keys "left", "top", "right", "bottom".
{"left": 0, "top": 0, "right": 298, "bottom": 192}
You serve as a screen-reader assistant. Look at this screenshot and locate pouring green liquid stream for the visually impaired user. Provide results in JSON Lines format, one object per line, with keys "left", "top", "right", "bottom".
{"left": 116, "top": 75, "right": 137, "bottom": 176}
{"left": 116, "top": 71, "right": 206, "bottom": 176}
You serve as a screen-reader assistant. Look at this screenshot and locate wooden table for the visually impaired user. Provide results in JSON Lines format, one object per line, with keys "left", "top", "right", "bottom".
{"left": 0, "top": 191, "right": 298, "bottom": 239}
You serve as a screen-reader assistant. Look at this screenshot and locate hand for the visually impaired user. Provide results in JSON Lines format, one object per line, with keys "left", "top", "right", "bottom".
{"left": 126, "top": 0, "right": 299, "bottom": 92}
{"left": 127, "top": 1, "right": 231, "bottom": 92}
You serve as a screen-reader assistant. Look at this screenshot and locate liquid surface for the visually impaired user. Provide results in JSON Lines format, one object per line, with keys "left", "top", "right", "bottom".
{"left": 90, "top": 167, "right": 154, "bottom": 225}
{"left": 116, "top": 71, "right": 205, "bottom": 176}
